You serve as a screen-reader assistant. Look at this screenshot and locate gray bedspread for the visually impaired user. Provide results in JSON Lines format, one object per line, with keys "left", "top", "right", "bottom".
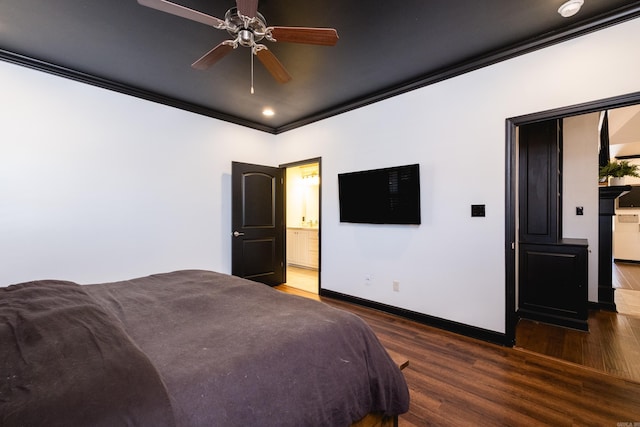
{"left": 2, "top": 270, "right": 409, "bottom": 426}
{"left": 0, "top": 280, "right": 177, "bottom": 427}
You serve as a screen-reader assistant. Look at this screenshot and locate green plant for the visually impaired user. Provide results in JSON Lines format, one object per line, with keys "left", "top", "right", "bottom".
{"left": 598, "top": 160, "right": 640, "bottom": 179}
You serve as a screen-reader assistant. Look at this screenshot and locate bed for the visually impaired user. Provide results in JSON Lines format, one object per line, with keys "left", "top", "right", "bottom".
{"left": 1, "top": 269, "right": 409, "bottom": 426}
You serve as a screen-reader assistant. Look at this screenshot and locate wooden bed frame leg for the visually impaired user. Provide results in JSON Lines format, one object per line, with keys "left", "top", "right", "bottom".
{"left": 351, "top": 413, "right": 398, "bottom": 427}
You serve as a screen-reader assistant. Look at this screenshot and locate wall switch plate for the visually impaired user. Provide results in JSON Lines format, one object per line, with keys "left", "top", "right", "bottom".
{"left": 471, "top": 204, "right": 486, "bottom": 217}
{"left": 393, "top": 281, "right": 400, "bottom": 292}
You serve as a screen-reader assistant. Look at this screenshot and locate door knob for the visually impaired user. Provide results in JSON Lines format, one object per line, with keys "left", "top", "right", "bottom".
{"left": 233, "top": 231, "right": 245, "bottom": 237}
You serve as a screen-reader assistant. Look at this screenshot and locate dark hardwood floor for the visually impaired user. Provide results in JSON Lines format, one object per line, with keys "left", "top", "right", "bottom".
{"left": 516, "top": 310, "right": 640, "bottom": 382}
{"left": 275, "top": 285, "right": 640, "bottom": 425}
{"left": 515, "top": 261, "right": 640, "bottom": 383}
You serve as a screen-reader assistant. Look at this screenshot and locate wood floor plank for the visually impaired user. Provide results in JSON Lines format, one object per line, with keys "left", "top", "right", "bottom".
{"left": 581, "top": 338, "right": 605, "bottom": 371}
{"left": 631, "top": 316, "right": 640, "bottom": 343}
{"left": 561, "top": 328, "right": 584, "bottom": 364}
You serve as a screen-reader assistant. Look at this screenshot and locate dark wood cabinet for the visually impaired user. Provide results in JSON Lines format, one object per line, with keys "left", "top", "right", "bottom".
{"left": 518, "top": 120, "right": 562, "bottom": 244}
{"left": 519, "top": 239, "right": 589, "bottom": 330}
{"left": 517, "top": 119, "right": 589, "bottom": 330}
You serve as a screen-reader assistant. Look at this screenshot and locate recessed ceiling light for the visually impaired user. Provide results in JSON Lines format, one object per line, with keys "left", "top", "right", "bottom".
{"left": 558, "top": 0, "right": 584, "bottom": 18}
{"left": 262, "top": 108, "right": 275, "bottom": 117}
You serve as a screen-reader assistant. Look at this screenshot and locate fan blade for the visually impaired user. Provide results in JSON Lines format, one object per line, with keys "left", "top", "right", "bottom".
{"left": 269, "top": 27, "right": 338, "bottom": 46}
{"left": 255, "top": 47, "right": 292, "bottom": 84}
{"left": 236, "top": 0, "right": 258, "bottom": 18}
{"left": 192, "top": 42, "right": 235, "bottom": 70}
{"left": 137, "top": 0, "right": 225, "bottom": 29}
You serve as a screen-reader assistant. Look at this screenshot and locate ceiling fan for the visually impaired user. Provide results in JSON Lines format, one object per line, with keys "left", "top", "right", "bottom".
{"left": 137, "top": 0, "right": 339, "bottom": 90}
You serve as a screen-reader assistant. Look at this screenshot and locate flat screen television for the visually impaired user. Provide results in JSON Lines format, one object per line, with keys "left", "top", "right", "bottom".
{"left": 338, "top": 164, "right": 421, "bottom": 224}
{"left": 618, "top": 185, "right": 640, "bottom": 208}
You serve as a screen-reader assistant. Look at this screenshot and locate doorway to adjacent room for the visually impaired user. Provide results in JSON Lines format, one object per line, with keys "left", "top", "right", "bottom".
{"left": 506, "top": 94, "right": 640, "bottom": 383}
{"left": 283, "top": 159, "right": 320, "bottom": 294}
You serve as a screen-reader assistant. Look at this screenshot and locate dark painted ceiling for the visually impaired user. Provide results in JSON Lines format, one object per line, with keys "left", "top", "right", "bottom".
{"left": 1, "top": 1, "right": 639, "bottom": 133}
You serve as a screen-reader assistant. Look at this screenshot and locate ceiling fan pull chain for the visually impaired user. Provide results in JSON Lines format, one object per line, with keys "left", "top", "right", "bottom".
{"left": 250, "top": 46, "right": 255, "bottom": 94}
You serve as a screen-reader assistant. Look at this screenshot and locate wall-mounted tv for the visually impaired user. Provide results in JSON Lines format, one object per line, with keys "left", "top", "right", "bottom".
{"left": 338, "top": 164, "right": 421, "bottom": 225}
{"left": 618, "top": 185, "right": 640, "bottom": 208}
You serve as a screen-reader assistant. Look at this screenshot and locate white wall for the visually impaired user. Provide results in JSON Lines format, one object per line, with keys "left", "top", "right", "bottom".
{"left": 0, "top": 61, "right": 276, "bottom": 285}
{"left": 276, "top": 17, "right": 640, "bottom": 334}
{"left": 562, "top": 113, "right": 600, "bottom": 301}
{"left": 2, "top": 16, "right": 640, "bottom": 335}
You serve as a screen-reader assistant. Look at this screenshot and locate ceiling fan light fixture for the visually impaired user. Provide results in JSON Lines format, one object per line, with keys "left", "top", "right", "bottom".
{"left": 238, "top": 29, "right": 254, "bottom": 47}
{"left": 558, "top": 0, "right": 584, "bottom": 18}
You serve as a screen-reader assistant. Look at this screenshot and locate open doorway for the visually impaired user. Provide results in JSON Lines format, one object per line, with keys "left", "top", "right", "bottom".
{"left": 506, "top": 93, "right": 640, "bottom": 339}
{"left": 282, "top": 159, "right": 320, "bottom": 294}
{"left": 607, "top": 105, "right": 640, "bottom": 317}
{"left": 506, "top": 94, "right": 640, "bottom": 382}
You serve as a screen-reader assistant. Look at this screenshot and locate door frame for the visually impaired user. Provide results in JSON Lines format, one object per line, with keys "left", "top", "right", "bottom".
{"left": 280, "top": 157, "right": 322, "bottom": 291}
{"left": 505, "top": 91, "right": 640, "bottom": 345}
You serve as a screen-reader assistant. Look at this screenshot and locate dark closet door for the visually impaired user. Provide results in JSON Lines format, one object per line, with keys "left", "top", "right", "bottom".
{"left": 231, "top": 161, "right": 285, "bottom": 286}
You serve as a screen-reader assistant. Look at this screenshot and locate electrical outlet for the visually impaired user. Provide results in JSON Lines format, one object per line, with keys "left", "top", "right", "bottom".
{"left": 393, "top": 280, "right": 400, "bottom": 292}
{"left": 365, "top": 275, "right": 372, "bottom": 286}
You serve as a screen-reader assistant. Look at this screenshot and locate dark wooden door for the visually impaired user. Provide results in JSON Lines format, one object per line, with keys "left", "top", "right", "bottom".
{"left": 231, "top": 161, "right": 285, "bottom": 286}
